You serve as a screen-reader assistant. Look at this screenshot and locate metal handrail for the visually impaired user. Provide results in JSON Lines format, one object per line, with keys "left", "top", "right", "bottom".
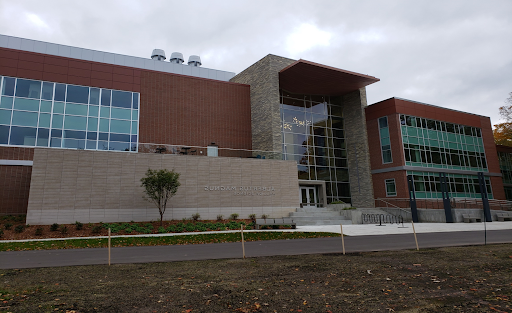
{"left": 374, "top": 197, "right": 512, "bottom": 211}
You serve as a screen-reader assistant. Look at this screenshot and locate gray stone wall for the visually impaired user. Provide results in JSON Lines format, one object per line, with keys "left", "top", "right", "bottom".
{"left": 230, "top": 55, "right": 295, "bottom": 153}
{"left": 343, "top": 88, "right": 375, "bottom": 207}
{"left": 26, "top": 149, "right": 299, "bottom": 225}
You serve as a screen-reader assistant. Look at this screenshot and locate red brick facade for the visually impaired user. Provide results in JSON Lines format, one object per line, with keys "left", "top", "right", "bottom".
{"left": 0, "top": 147, "right": 35, "bottom": 214}
{"left": 366, "top": 98, "right": 506, "bottom": 200}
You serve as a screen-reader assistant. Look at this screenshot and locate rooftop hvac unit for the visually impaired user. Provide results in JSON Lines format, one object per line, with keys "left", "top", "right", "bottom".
{"left": 151, "top": 49, "right": 166, "bottom": 61}
{"left": 188, "top": 55, "right": 202, "bottom": 67}
{"left": 170, "top": 52, "right": 184, "bottom": 64}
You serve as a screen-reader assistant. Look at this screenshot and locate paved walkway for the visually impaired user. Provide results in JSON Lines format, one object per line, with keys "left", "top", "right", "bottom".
{"left": 1, "top": 222, "right": 511, "bottom": 269}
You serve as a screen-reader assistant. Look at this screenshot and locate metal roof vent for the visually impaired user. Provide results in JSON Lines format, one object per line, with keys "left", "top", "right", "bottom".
{"left": 151, "top": 49, "right": 166, "bottom": 61}
{"left": 188, "top": 55, "right": 202, "bottom": 67}
{"left": 170, "top": 52, "right": 184, "bottom": 64}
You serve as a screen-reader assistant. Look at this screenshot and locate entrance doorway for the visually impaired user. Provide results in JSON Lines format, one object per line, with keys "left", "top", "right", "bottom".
{"left": 300, "top": 186, "right": 318, "bottom": 208}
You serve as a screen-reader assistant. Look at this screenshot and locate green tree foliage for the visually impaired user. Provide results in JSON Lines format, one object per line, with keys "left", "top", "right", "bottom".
{"left": 494, "top": 92, "right": 512, "bottom": 147}
{"left": 140, "top": 169, "right": 181, "bottom": 225}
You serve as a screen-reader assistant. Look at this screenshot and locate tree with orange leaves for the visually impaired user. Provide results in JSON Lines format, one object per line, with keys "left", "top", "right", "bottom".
{"left": 494, "top": 92, "right": 512, "bottom": 147}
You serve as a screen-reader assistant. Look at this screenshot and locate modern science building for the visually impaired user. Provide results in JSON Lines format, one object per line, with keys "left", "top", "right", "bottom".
{"left": 0, "top": 34, "right": 507, "bottom": 224}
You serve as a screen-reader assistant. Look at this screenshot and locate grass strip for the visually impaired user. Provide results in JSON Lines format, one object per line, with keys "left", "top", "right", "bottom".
{"left": 0, "top": 232, "right": 340, "bottom": 251}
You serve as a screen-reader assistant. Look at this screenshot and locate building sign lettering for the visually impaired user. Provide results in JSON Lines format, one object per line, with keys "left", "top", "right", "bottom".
{"left": 204, "top": 186, "right": 276, "bottom": 196}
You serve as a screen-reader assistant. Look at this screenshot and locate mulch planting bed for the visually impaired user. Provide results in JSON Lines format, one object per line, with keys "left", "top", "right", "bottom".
{"left": 0, "top": 244, "right": 511, "bottom": 312}
{"left": 0, "top": 215, "right": 290, "bottom": 241}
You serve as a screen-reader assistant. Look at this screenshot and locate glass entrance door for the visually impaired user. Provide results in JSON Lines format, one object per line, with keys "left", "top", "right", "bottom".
{"left": 300, "top": 186, "right": 317, "bottom": 208}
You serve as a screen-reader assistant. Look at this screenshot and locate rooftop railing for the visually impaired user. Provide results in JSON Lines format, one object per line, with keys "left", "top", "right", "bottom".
{"left": 138, "top": 143, "right": 282, "bottom": 160}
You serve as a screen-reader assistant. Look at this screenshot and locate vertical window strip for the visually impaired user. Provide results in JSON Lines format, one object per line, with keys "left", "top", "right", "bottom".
{"left": 378, "top": 116, "right": 392, "bottom": 163}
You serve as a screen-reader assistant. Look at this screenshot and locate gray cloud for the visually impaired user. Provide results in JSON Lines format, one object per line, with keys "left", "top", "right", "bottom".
{"left": 1, "top": 0, "right": 511, "bottom": 124}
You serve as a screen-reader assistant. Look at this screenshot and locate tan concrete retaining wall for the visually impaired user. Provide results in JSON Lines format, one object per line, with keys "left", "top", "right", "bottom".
{"left": 26, "top": 149, "right": 299, "bottom": 225}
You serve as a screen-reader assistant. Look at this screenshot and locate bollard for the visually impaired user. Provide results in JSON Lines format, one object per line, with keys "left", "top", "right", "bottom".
{"left": 340, "top": 224, "right": 345, "bottom": 255}
{"left": 108, "top": 228, "right": 111, "bottom": 266}
{"left": 411, "top": 221, "right": 419, "bottom": 251}
{"left": 241, "top": 224, "right": 246, "bottom": 259}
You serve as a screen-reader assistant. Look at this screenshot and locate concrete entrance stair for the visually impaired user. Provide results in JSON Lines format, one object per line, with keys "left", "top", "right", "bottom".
{"left": 289, "top": 207, "right": 352, "bottom": 225}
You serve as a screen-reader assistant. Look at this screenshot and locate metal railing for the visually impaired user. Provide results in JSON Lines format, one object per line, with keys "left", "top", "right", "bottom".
{"left": 362, "top": 213, "right": 404, "bottom": 226}
{"left": 138, "top": 143, "right": 282, "bottom": 160}
{"left": 375, "top": 197, "right": 512, "bottom": 211}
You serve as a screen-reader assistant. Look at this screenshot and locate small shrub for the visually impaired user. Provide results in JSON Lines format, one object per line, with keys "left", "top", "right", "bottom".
{"left": 261, "top": 214, "right": 269, "bottom": 220}
{"left": 14, "top": 225, "right": 25, "bottom": 233}
{"left": 228, "top": 223, "right": 239, "bottom": 230}
{"left": 218, "top": 225, "right": 226, "bottom": 231}
{"left": 330, "top": 200, "right": 345, "bottom": 204}
{"left": 60, "top": 225, "right": 68, "bottom": 234}
{"left": 91, "top": 225, "right": 102, "bottom": 234}
{"left": 272, "top": 225, "right": 279, "bottom": 229}
{"left": 35, "top": 227, "right": 43, "bottom": 236}
{"left": 157, "top": 226, "right": 166, "bottom": 233}
{"left": 229, "top": 213, "right": 239, "bottom": 220}
{"left": 50, "top": 223, "right": 59, "bottom": 231}
{"left": 191, "top": 213, "right": 201, "bottom": 221}
{"left": 185, "top": 223, "right": 196, "bottom": 232}
{"left": 342, "top": 207, "right": 357, "bottom": 210}
{"left": 4, "top": 223, "right": 13, "bottom": 230}
{"left": 15, "top": 215, "right": 26, "bottom": 223}
{"left": 124, "top": 228, "right": 133, "bottom": 234}
{"left": 216, "top": 214, "right": 224, "bottom": 221}
{"left": 248, "top": 214, "right": 256, "bottom": 221}
{"left": 166, "top": 225, "right": 176, "bottom": 233}
{"left": 75, "top": 221, "right": 84, "bottom": 230}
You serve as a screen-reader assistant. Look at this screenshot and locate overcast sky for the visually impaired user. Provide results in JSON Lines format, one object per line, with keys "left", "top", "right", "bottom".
{"left": 1, "top": 0, "right": 511, "bottom": 125}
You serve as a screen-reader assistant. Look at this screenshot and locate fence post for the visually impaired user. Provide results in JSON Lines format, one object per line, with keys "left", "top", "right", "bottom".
{"left": 340, "top": 224, "right": 345, "bottom": 255}
{"left": 241, "top": 224, "right": 246, "bottom": 259}
{"left": 108, "top": 228, "right": 111, "bottom": 266}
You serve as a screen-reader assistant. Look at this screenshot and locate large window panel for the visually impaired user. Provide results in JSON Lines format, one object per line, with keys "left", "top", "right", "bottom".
{"left": 66, "top": 85, "right": 89, "bottom": 104}
{"left": 38, "top": 113, "right": 51, "bottom": 128}
{"left": 2, "top": 77, "right": 15, "bottom": 96}
{"left": 89, "top": 88, "right": 100, "bottom": 105}
{"left": 54, "top": 84, "right": 66, "bottom": 102}
{"left": 41, "top": 82, "right": 54, "bottom": 100}
{"left": 15, "top": 79, "right": 41, "bottom": 99}
{"left": 0, "top": 109, "right": 12, "bottom": 125}
{"left": 10, "top": 126, "right": 36, "bottom": 146}
{"left": 12, "top": 111, "right": 38, "bottom": 127}
{"left": 111, "top": 107, "right": 131, "bottom": 120}
{"left": 64, "top": 115, "right": 87, "bottom": 130}
{"left": 0, "top": 125, "right": 9, "bottom": 144}
{"left": 36, "top": 128, "right": 49, "bottom": 147}
{"left": 14, "top": 98, "right": 39, "bottom": 111}
{"left": 0, "top": 96, "right": 13, "bottom": 109}
{"left": 111, "top": 90, "right": 132, "bottom": 108}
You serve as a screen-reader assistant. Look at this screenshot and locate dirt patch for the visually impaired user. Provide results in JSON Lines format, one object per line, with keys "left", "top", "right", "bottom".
{"left": 1, "top": 244, "right": 511, "bottom": 312}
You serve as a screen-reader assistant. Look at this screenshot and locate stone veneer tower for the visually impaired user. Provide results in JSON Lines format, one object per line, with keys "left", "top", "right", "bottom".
{"left": 231, "top": 55, "right": 379, "bottom": 207}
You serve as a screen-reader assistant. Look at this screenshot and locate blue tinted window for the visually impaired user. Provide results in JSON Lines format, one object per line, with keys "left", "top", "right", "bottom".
{"left": 63, "top": 138, "right": 85, "bottom": 149}
{"left": 12, "top": 111, "right": 38, "bottom": 127}
{"left": 88, "top": 105, "right": 99, "bottom": 117}
{"left": 38, "top": 113, "right": 51, "bottom": 128}
{"left": 53, "top": 102, "right": 65, "bottom": 114}
{"left": 51, "top": 129, "right": 62, "bottom": 138}
{"left": 36, "top": 128, "right": 49, "bottom": 147}
{"left": 110, "top": 133, "right": 130, "bottom": 142}
{"left": 98, "top": 140, "right": 108, "bottom": 150}
{"left": 55, "top": 84, "right": 66, "bottom": 101}
{"left": 98, "top": 132, "right": 108, "bottom": 141}
{"left": 132, "top": 93, "right": 138, "bottom": 109}
{"left": 10, "top": 126, "right": 36, "bottom": 146}
{"left": 112, "top": 90, "right": 131, "bottom": 108}
{"left": 15, "top": 79, "right": 41, "bottom": 99}
{"left": 87, "top": 132, "right": 97, "bottom": 140}
{"left": 111, "top": 107, "right": 131, "bottom": 120}
{"left": 110, "top": 119, "right": 130, "bottom": 134}
{"left": 0, "top": 96, "right": 13, "bottom": 109}
{"left": 132, "top": 109, "right": 138, "bottom": 121}
{"left": 52, "top": 114, "right": 63, "bottom": 128}
{"left": 40, "top": 101, "right": 52, "bottom": 113}
{"left": 64, "top": 130, "right": 86, "bottom": 139}
{"left": 0, "top": 109, "right": 11, "bottom": 125}
{"left": 64, "top": 116, "right": 87, "bottom": 130}
{"left": 99, "top": 118, "right": 109, "bottom": 132}
{"left": 109, "top": 141, "right": 130, "bottom": 151}
{"left": 2, "top": 77, "right": 15, "bottom": 96}
{"left": 66, "top": 85, "right": 89, "bottom": 104}
{"left": 14, "top": 98, "right": 39, "bottom": 111}
{"left": 131, "top": 121, "right": 138, "bottom": 134}
{"left": 50, "top": 137, "right": 61, "bottom": 148}
{"left": 86, "top": 141, "right": 97, "bottom": 150}
{"left": 41, "top": 82, "right": 54, "bottom": 100}
{"left": 65, "top": 103, "right": 88, "bottom": 116}
{"left": 87, "top": 117, "right": 98, "bottom": 131}
{"left": 100, "top": 107, "right": 110, "bottom": 118}
{"left": 0, "top": 125, "right": 9, "bottom": 144}
{"left": 101, "top": 89, "right": 111, "bottom": 106}
{"left": 89, "top": 88, "right": 100, "bottom": 105}
{"left": 131, "top": 135, "right": 137, "bottom": 143}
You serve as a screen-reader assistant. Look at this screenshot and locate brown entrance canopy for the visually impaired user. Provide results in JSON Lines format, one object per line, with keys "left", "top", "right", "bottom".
{"left": 279, "top": 59, "right": 380, "bottom": 96}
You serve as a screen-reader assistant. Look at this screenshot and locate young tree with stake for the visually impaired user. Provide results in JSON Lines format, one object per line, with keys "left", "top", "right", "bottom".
{"left": 140, "top": 168, "right": 181, "bottom": 225}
